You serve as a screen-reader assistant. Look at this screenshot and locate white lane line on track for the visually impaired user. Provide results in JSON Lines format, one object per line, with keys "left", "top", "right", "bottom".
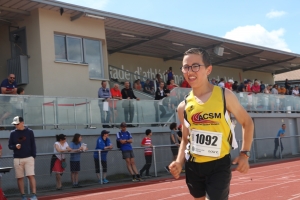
{"left": 157, "top": 193, "right": 190, "bottom": 200}
{"left": 230, "top": 179, "right": 300, "bottom": 198}
{"left": 231, "top": 170, "right": 298, "bottom": 186}
{"left": 233, "top": 161, "right": 300, "bottom": 178}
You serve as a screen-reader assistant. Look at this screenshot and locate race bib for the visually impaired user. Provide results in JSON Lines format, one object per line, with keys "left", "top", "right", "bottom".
{"left": 190, "top": 129, "right": 222, "bottom": 157}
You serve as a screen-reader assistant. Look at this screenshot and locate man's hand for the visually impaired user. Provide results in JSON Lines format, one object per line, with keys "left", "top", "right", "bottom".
{"left": 136, "top": 98, "right": 140, "bottom": 101}
{"left": 16, "top": 144, "right": 21, "bottom": 149}
{"left": 169, "top": 161, "right": 182, "bottom": 179}
{"left": 232, "top": 155, "right": 250, "bottom": 174}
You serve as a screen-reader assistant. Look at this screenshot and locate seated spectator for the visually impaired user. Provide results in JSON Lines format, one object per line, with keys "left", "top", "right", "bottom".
{"left": 181, "top": 78, "right": 191, "bottom": 88}
{"left": 134, "top": 79, "right": 143, "bottom": 91}
{"left": 251, "top": 81, "right": 260, "bottom": 93}
{"left": 218, "top": 78, "right": 225, "bottom": 88}
{"left": 232, "top": 81, "right": 238, "bottom": 92}
{"left": 0, "top": 74, "right": 17, "bottom": 126}
{"left": 225, "top": 79, "right": 234, "bottom": 90}
{"left": 167, "top": 79, "right": 179, "bottom": 90}
{"left": 143, "top": 79, "right": 154, "bottom": 95}
{"left": 278, "top": 86, "right": 286, "bottom": 95}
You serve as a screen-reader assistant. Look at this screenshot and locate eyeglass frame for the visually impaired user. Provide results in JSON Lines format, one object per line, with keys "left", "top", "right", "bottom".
{"left": 180, "top": 64, "right": 206, "bottom": 73}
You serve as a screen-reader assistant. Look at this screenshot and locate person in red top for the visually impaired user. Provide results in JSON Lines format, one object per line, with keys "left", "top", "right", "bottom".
{"left": 251, "top": 81, "right": 261, "bottom": 93}
{"left": 110, "top": 84, "right": 122, "bottom": 125}
{"left": 245, "top": 80, "right": 252, "bottom": 92}
{"left": 181, "top": 78, "right": 191, "bottom": 88}
{"left": 139, "top": 129, "right": 153, "bottom": 178}
{"left": 225, "top": 79, "right": 234, "bottom": 90}
{"left": 167, "top": 79, "right": 179, "bottom": 90}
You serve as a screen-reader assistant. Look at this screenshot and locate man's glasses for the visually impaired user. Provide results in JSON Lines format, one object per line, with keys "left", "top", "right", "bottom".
{"left": 14, "top": 123, "right": 20, "bottom": 126}
{"left": 10, "top": 77, "right": 15, "bottom": 79}
{"left": 181, "top": 64, "right": 205, "bottom": 73}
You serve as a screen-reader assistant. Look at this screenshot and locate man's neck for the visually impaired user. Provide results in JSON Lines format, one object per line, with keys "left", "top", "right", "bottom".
{"left": 17, "top": 126, "right": 25, "bottom": 131}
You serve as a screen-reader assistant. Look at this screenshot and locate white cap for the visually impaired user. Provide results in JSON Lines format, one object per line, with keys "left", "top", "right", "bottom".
{"left": 228, "top": 79, "right": 234, "bottom": 83}
{"left": 11, "top": 116, "right": 23, "bottom": 125}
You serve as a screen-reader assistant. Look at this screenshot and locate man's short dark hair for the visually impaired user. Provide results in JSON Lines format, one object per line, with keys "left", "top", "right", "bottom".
{"left": 145, "top": 129, "right": 152, "bottom": 135}
{"left": 101, "top": 81, "right": 106, "bottom": 85}
{"left": 184, "top": 48, "right": 211, "bottom": 67}
{"left": 169, "top": 122, "right": 177, "bottom": 130}
{"left": 17, "top": 87, "right": 24, "bottom": 94}
{"left": 282, "top": 124, "right": 286, "bottom": 127}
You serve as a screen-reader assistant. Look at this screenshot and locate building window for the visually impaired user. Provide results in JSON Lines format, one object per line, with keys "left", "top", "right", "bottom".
{"left": 54, "top": 34, "right": 104, "bottom": 79}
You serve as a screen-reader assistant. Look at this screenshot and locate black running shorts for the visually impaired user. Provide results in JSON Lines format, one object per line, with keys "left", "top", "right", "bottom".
{"left": 185, "top": 154, "right": 231, "bottom": 200}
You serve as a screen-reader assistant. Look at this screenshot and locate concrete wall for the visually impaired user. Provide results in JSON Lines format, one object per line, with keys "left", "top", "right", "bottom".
{"left": 38, "top": 8, "right": 108, "bottom": 98}
{"left": 108, "top": 52, "right": 274, "bottom": 86}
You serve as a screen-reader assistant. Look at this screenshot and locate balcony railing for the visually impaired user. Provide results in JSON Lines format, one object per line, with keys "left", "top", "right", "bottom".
{"left": 1, "top": 136, "right": 299, "bottom": 198}
{"left": 0, "top": 89, "right": 299, "bottom": 129}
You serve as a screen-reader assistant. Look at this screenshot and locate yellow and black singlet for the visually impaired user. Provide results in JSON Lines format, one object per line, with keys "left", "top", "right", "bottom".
{"left": 184, "top": 86, "right": 237, "bottom": 163}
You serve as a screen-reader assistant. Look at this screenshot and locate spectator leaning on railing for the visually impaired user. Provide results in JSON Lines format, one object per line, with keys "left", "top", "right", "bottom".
{"left": 0, "top": 74, "right": 17, "bottom": 126}
{"left": 98, "top": 81, "right": 112, "bottom": 128}
{"left": 121, "top": 81, "right": 140, "bottom": 127}
{"left": 224, "top": 79, "right": 234, "bottom": 90}
{"left": 251, "top": 81, "right": 261, "bottom": 94}
{"left": 232, "top": 81, "right": 238, "bottom": 92}
{"left": 278, "top": 86, "right": 286, "bottom": 95}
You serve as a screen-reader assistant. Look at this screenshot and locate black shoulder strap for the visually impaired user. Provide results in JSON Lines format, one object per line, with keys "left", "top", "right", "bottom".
{"left": 222, "top": 88, "right": 226, "bottom": 115}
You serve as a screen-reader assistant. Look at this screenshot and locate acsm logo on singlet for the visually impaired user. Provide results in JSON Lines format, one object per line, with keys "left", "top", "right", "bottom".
{"left": 191, "top": 112, "right": 221, "bottom": 125}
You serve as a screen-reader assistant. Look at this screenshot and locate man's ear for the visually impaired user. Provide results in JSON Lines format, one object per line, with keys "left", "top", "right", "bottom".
{"left": 206, "top": 65, "right": 212, "bottom": 76}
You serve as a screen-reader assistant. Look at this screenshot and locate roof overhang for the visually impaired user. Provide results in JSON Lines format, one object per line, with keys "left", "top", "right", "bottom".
{"left": 1, "top": 0, "right": 300, "bottom": 74}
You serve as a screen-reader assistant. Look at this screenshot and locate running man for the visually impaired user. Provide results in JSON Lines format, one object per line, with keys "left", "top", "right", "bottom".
{"left": 169, "top": 48, "right": 254, "bottom": 200}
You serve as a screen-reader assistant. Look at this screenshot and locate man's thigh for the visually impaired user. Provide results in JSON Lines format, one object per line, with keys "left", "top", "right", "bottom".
{"left": 24, "top": 157, "right": 35, "bottom": 177}
{"left": 206, "top": 156, "right": 231, "bottom": 200}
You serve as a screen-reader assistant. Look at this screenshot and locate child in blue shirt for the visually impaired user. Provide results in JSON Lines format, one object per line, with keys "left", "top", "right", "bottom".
{"left": 94, "top": 130, "right": 113, "bottom": 184}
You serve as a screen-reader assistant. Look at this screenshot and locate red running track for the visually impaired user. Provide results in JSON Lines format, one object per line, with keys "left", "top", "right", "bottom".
{"left": 41, "top": 159, "right": 300, "bottom": 200}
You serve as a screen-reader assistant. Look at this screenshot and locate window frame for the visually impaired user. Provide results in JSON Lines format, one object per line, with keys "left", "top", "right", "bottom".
{"left": 54, "top": 34, "right": 105, "bottom": 79}
{"left": 54, "top": 34, "right": 67, "bottom": 62}
{"left": 65, "top": 35, "right": 83, "bottom": 63}
{"left": 83, "top": 38, "right": 104, "bottom": 80}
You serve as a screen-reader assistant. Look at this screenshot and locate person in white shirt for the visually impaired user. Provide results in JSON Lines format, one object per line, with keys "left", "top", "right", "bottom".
{"left": 218, "top": 78, "right": 225, "bottom": 88}
{"left": 51, "top": 134, "right": 72, "bottom": 190}
{"left": 292, "top": 86, "right": 299, "bottom": 96}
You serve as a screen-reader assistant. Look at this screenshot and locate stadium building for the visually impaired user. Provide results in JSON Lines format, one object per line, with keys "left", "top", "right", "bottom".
{"left": 0, "top": 0, "right": 300, "bottom": 196}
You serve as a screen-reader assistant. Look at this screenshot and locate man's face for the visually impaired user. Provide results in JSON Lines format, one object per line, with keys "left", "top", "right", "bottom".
{"left": 102, "top": 81, "right": 107, "bottom": 88}
{"left": 114, "top": 85, "right": 119, "bottom": 90}
{"left": 160, "top": 82, "right": 164, "bottom": 88}
{"left": 182, "top": 54, "right": 211, "bottom": 87}
{"left": 124, "top": 82, "right": 129, "bottom": 88}
{"left": 8, "top": 74, "right": 15, "bottom": 84}
{"left": 282, "top": 125, "right": 286, "bottom": 130}
{"left": 15, "top": 121, "right": 24, "bottom": 130}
